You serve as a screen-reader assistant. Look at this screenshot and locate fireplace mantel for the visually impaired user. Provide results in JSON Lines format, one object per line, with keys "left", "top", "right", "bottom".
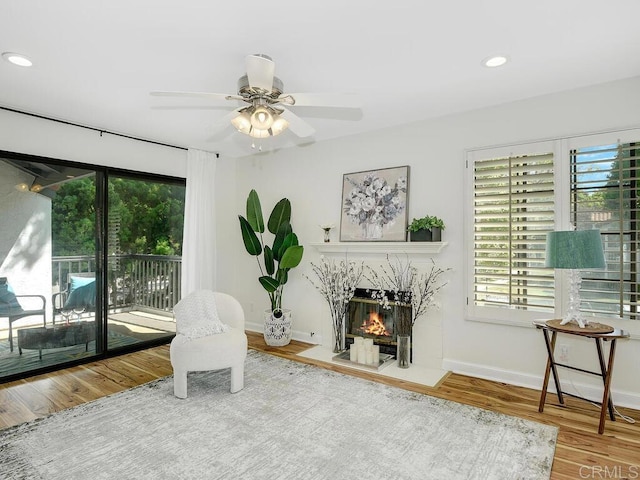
{"left": 310, "top": 241, "right": 448, "bottom": 255}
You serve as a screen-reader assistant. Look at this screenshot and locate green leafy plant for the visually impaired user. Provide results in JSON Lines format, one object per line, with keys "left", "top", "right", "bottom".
{"left": 407, "top": 215, "right": 446, "bottom": 232}
{"left": 430, "top": 216, "right": 445, "bottom": 230}
{"left": 238, "top": 189, "right": 304, "bottom": 315}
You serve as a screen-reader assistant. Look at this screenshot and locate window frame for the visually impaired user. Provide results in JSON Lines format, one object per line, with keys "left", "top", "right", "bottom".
{"left": 567, "top": 131, "right": 640, "bottom": 323}
{"left": 465, "top": 140, "right": 563, "bottom": 327}
{"left": 466, "top": 130, "right": 640, "bottom": 335}
{"left": 0, "top": 149, "right": 186, "bottom": 382}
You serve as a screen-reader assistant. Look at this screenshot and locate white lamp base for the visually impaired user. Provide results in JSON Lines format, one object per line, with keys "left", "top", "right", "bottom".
{"left": 559, "top": 269, "right": 589, "bottom": 328}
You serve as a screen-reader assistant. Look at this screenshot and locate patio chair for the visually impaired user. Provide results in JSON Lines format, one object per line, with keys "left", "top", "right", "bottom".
{"left": 170, "top": 290, "right": 247, "bottom": 398}
{"left": 0, "top": 277, "right": 46, "bottom": 352}
{"left": 52, "top": 272, "right": 96, "bottom": 324}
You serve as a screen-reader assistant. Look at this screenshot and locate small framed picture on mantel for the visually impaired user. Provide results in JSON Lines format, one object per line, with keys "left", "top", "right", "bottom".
{"left": 340, "top": 166, "right": 409, "bottom": 242}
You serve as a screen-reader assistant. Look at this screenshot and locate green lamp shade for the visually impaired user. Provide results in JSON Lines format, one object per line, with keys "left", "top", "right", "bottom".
{"left": 545, "top": 230, "right": 606, "bottom": 269}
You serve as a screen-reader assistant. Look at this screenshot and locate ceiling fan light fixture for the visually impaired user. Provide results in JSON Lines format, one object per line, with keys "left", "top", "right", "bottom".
{"left": 249, "top": 127, "right": 271, "bottom": 139}
{"left": 250, "top": 106, "right": 274, "bottom": 130}
{"left": 231, "top": 111, "right": 252, "bottom": 134}
{"left": 270, "top": 116, "right": 289, "bottom": 136}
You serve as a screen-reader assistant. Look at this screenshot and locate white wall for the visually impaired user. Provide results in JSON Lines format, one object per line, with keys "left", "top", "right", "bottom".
{"left": 0, "top": 107, "right": 188, "bottom": 325}
{"left": 0, "top": 108, "right": 187, "bottom": 177}
{"left": 0, "top": 162, "right": 51, "bottom": 320}
{"left": 229, "top": 76, "right": 640, "bottom": 408}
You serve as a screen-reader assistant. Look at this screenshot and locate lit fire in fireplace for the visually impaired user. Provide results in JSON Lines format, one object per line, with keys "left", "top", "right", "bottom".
{"left": 360, "top": 312, "right": 391, "bottom": 336}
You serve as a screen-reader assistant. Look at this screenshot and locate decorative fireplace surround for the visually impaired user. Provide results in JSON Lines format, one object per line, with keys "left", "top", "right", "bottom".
{"left": 346, "top": 288, "right": 411, "bottom": 358}
{"left": 310, "top": 241, "right": 448, "bottom": 370}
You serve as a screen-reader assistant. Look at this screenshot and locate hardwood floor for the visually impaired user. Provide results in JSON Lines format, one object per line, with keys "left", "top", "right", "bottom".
{"left": 1, "top": 331, "right": 638, "bottom": 480}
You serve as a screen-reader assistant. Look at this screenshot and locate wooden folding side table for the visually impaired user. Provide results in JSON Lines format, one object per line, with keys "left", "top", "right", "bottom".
{"left": 534, "top": 319, "right": 629, "bottom": 434}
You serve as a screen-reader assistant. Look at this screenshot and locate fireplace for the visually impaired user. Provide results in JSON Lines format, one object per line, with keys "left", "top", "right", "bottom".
{"left": 346, "top": 288, "right": 412, "bottom": 358}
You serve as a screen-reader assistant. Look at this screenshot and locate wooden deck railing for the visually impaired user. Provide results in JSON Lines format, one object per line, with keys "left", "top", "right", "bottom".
{"left": 52, "top": 254, "right": 182, "bottom": 314}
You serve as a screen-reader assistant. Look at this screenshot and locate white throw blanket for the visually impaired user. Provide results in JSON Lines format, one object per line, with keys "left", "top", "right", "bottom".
{"left": 173, "top": 290, "right": 229, "bottom": 340}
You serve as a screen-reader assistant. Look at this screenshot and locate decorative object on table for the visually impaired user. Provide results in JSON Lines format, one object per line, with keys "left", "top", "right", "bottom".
{"left": 407, "top": 215, "right": 446, "bottom": 242}
{"left": 305, "top": 256, "right": 364, "bottom": 352}
{"left": 366, "top": 255, "right": 450, "bottom": 368}
{"left": 320, "top": 224, "right": 334, "bottom": 243}
{"left": 545, "top": 229, "right": 605, "bottom": 328}
{"left": 238, "top": 189, "right": 304, "bottom": 346}
{"left": 340, "top": 166, "right": 409, "bottom": 242}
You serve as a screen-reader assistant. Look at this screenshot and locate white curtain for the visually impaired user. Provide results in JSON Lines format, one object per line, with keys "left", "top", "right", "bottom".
{"left": 181, "top": 149, "right": 217, "bottom": 296}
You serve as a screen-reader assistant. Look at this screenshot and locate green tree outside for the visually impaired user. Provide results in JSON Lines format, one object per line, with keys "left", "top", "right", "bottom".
{"left": 52, "top": 176, "right": 185, "bottom": 256}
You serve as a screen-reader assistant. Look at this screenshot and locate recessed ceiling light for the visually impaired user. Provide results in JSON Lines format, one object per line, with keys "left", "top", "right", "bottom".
{"left": 2, "top": 52, "right": 33, "bottom": 67}
{"left": 483, "top": 55, "right": 509, "bottom": 68}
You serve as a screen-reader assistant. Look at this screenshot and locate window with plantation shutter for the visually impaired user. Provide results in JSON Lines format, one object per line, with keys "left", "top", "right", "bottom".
{"left": 571, "top": 141, "right": 640, "bottom": 320}
{"left": 469, "top": 148, "right": 556, "bottom": 321}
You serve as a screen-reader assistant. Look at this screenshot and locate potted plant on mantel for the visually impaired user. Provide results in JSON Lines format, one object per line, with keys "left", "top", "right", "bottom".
{"left": 238, "top": 189, "right": 304, "bottom": 346}
{"left": 407, "top": 215, "right": 446, "bottom": 242}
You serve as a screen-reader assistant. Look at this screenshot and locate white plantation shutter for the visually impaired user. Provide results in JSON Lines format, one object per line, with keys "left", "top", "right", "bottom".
{"left": 471, "top": 150, "right": 556, "bottom": 316}
{"left": 571, "top": 140, "right": 640, "bottom": 320}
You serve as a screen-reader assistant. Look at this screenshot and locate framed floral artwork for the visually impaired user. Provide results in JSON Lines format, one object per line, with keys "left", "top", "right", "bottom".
{"left": 340, "top": 166, "right": 409, "bottom": 242}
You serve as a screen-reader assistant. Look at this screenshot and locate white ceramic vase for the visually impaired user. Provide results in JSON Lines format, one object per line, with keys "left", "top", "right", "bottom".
{"left": 263, "top": 309, "right": 293, "bottom": 346}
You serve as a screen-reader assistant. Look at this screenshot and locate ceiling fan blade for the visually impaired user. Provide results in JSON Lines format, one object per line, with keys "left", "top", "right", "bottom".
{"left": 150, "top": 91, "right": 243, "bottom": 102}
{"left": 245, "top": 54, "right": 275, "bottom": 92}
{"left": 278, "top": 93, "right": 360, "bottom": 109}
{"left": 213, "top": 108, "right": 244, "bottom": 128}
{"left": 279, "top": 108, "right": 315, "bottom": 138}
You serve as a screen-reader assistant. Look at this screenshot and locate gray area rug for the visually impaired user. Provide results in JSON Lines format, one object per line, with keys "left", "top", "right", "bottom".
{"left": 0, "top": 350, "right": 557, "bottom": 479}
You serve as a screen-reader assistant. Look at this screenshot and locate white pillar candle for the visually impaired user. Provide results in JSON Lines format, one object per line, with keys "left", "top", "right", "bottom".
{"left": 364, "top": 338, "right": 374, "bottom": 349}
{"left": 354, "top": 337, "right": 364, "bottom": 346}
{"left": 366, "top": 350, "right": 374, "bottom": 365}
{"left": 349, "top": 344, "right": 357, "bottom": 362}
{"left": 372, "top": 345, "right": 380, "bottom": 364}
{"left": 357, "top": 345, "right": 366, "bottom": 364}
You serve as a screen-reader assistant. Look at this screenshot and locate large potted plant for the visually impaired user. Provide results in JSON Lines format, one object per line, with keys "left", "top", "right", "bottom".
{"left": 238, "top": 189, "right": 304, "bottom": 346}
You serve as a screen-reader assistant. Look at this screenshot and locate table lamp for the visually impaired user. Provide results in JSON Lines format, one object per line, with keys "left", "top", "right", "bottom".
{"left": 545, "top": 229, "right": 606, "bottom": 328}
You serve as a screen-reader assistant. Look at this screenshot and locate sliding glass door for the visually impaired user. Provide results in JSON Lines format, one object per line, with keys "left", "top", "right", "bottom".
{"left": 106, "top": 173, "right": 184, "bottom": 350}
{"left": 0, "top": 152, "right": 184, "bottom": 381}
{"left": 1, "top": 156, "right": 100, "bottom": 378}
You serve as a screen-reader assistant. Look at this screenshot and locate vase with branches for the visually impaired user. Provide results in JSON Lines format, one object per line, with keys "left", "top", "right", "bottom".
{"left": 366, "top": 255, "right": 450, "bottom": 367}
{"left": 306, "top": 256, "right": 364, "bottom": 353}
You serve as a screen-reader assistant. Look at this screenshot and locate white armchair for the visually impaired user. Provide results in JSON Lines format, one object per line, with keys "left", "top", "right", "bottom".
{"left": 170, "top": 291, "right": 248, "bottom": 398}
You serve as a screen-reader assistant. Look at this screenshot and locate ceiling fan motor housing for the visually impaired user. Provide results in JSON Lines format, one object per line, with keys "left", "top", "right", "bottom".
{"left": 237, "top": 74, "right": 283, "bottom": 99}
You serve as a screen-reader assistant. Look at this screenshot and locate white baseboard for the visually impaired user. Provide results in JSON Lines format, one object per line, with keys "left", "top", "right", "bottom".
{"left": 245, "top": 321, "right": 323, "bottom": 345}
{"left": 442, "top": 358, "right": 640, "bottom": 411}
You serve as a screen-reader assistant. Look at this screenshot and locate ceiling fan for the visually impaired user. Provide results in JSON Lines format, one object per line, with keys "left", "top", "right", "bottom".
{"left": 151, "top": 54, "right": 360, "bottom": 140}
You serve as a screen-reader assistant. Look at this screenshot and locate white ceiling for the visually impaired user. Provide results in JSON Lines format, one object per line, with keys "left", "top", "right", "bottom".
{"left": 2, "top": 0, "right": 640, "bottom": 158}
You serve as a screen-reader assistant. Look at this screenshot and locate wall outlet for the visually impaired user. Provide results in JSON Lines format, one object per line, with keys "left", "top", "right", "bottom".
{"left": 558, "top": 344, "right": 570, "bottom": 363}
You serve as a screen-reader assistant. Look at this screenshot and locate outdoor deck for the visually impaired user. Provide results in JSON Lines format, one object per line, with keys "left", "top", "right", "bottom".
{"left": 0, "top": 310, "right": 175, "bottom": 379}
